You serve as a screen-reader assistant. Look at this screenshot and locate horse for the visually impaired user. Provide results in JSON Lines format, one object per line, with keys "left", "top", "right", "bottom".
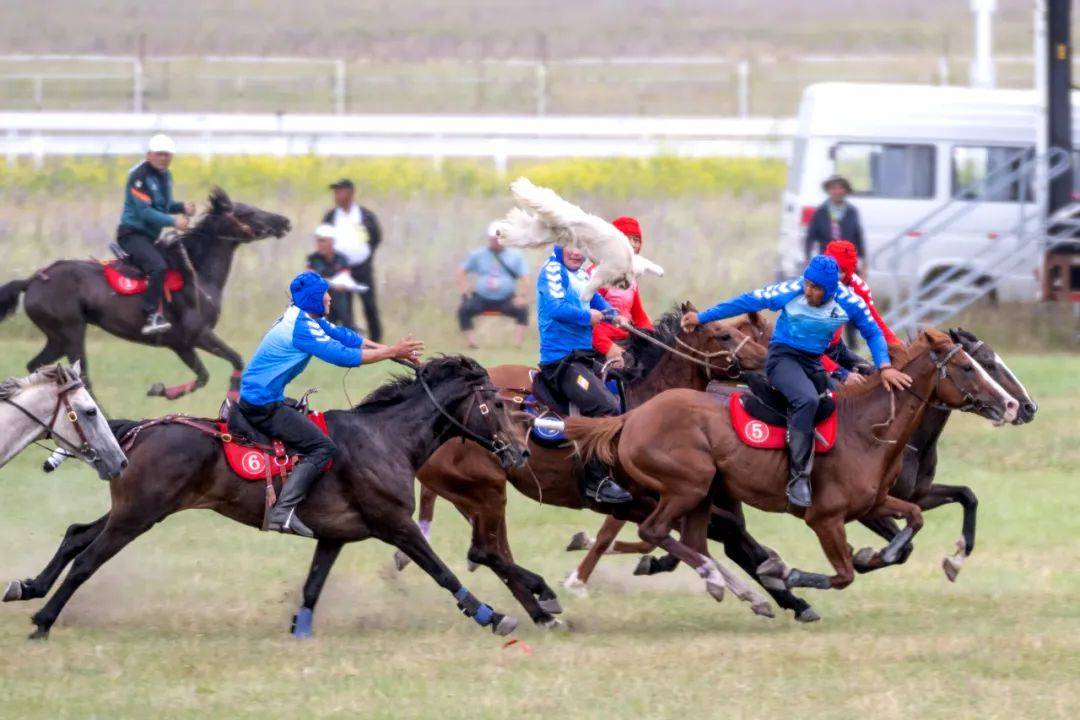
{"left": 564, "top": 328, "right": 1019, "bottom": 599}
{"left": 0, "top": 362, "right": 127, "bottom": 480}
{"left": 0, "top": 188, "right": 290, "bottom": 401}
{"left": 3, "top": 356, "right": 531, "bottom": 640}
{"left": 568, "top": 327, "right": 1038, "bottom": 589}
{"left": 288, "top": 306, "right": 830, "bottom": 634}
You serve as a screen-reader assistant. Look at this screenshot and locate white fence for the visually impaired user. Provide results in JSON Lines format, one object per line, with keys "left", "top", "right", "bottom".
{"left": 0, "top": 112, "right": 796, "bottom": 166}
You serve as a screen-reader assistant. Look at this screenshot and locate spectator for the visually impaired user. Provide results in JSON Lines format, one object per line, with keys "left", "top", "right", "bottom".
{"left": 456, "top": 223, "right": 530, "bottom": 349}
{"left": 305, "top": 225, "right": 354, "bottom": 329}
{"left": 322, "top": 179, "right": 383, "bottom": 342}
{"left": 805, "top": 174, "right": 866, "bottom": 262}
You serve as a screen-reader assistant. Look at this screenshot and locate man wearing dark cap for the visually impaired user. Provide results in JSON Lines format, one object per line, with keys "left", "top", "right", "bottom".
{"left": 322, "top": 179, "right": 384, "bottom": 341}
{"left": 804, "top": 174, "right": 866, "bottom": 262}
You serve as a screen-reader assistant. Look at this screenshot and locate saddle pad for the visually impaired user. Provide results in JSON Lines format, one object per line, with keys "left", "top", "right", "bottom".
{"left": 525, "top": 376, "right": 623, "bottom": 445}
{"left": 728, "top": 392, "right": 837, "bottom": 453}
{"left": 218, "top": 412, "right": 331, "bottom": 480}
{"left": 103, "top": 262, "right": 184, "bottom": 296}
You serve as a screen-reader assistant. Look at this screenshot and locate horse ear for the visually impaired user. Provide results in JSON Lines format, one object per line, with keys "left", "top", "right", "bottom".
{"left": 948, "top": 329, "right": 961, "bottom": 343}
{"left": 208, "top": 187, "right": 232, "bottom": 214}
{"left": 681, "top": 300, "right": 697, "bottom": 313}
{"left": 70, "top": 360, "right": 82, "bottom": 378}
{"left": 747, "top": 311, "right": 764, "bottom": 330}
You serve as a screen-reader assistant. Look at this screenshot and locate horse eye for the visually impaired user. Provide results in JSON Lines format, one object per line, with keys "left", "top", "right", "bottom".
{"left": 720, "top": 333, "right": 732, "bottom": 341}
{"left": 962, "top": 364, "right": 974, "bottom": 373}
{"left": 86, "top": 407, "right": 97, "bottom": 417}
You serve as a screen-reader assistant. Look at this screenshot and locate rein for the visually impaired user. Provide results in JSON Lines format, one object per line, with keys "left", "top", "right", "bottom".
{"left": 0, "top": 378, "right": 96, "bottom": 461}
{"left": 870, "top": 344, "right": 966, "bottom": 444}
{"left": 617, "top": 323, "right": 743, "bottom": 380}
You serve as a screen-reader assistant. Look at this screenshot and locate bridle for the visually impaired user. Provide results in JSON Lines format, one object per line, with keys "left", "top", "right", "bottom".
{"left": 0, "top": 376, "right": 99, "bottom": 463}
{"left": 408, "top": 362, "right": 515, "bottom": 459}
{"left": 619, "top": 323, "right": 747, "bottom": 381}
{"left": 872, "top": 343, "right": 974, "bottom": 443}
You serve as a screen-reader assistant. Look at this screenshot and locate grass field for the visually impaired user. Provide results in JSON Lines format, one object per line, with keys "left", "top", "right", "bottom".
{"left": 0, "top": 332, "right": 1077, "bottom": 719}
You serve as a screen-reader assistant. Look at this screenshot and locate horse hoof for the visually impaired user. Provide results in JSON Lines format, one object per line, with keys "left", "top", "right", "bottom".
{"left": 146, "top": 382, "right": 166, "bottom": 397}
{"left": 942, "top": 555, "right": 962, "bottom": 583}
{"left": 705, "top": 580, "right": 725, "bottom": 602}
{"left": 796, "top": 607, "right": 822, "bottom": 623}
{"left": 3, "top": 580, "right": 23, "bottom": 602}
{"left": 493, "top": 615, "right": 518, "bottom": 637}
{"left": 562, "top": 571, "right": 588, "bottom": 598}
{"left": 538, "top": 597, "right": 563, "bottom": 615}
{"left": 565, "top": 531, "right": 593, "bottom": 552}
{"left": 291, "top": 608, "right": 314, "bottom": 639}
{"left": 852, "top": 547, "right": 876, "bottom": 571}
{"left": 466, "top": 560, "right": 479, "bottom": 573}
{"left": 633, "top": 555, "right": 655, "bottom": 576}
{"left": 539, "top": 617, "right": 569, "bottom": 632}
{"left": 28, "top": 626, "right": 49, "bottom": 641}
{"left": 392, "top": 550, "right": 411, "bottom": 572}
{"left": 752, "top": 601, "right": 775, "bottom": 619}
{"left": 756, "top": 557, "right": 787, "bottom": 590}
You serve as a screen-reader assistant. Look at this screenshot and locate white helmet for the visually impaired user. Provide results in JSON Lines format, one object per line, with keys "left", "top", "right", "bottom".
{"left": 147, "top": 133, "right": 176, "bottom": 154}
{"left": 314, "top": 224, "right": 336, "bottom": 239}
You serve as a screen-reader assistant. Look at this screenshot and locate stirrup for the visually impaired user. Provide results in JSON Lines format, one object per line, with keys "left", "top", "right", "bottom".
{"left": 141, "top": 314, "right": 172, "bottom": 335}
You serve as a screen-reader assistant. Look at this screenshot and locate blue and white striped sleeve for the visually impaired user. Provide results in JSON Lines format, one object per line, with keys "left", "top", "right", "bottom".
{"left": 698, "top": 280, "right": 803, "bottom": 324}
{"left": 836, "top": 289, "right": 890, "bottom": 367}
{"left": 538, "top": 261, "right": 591, "bottom": 326}
{"left": 293, "top": 315, "right": 362, "bottom": 367}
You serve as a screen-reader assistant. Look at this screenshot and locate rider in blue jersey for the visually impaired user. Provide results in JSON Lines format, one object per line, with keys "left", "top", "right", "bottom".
{"left": 238, "top": 271, "right": 423, "bottom": 536}
{"left": 682, "top": 256, "right": 912, "bottom": 508}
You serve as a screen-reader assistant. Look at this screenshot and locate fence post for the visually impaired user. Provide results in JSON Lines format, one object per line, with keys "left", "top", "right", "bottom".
{"left": 535, "top": 32, "right": 549, "bottom": 116}
{"left": 133, "top": 58, "right": 144, "bottom": 113}
{"left": 736, "top": 60, "right": 750, "bottom": 117}
{"left": 32, "top": 76, "right": 43, "bottom": 110}
{"left": 334, "top": 59, "right": 346, "bottom": 115}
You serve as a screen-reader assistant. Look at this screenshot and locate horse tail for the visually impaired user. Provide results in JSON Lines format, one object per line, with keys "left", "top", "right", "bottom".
{"left": 563, "top": 414, "right": 627, "bottom": 466}
{"left": 0, "top": 278, "right": 29, "bottom": 323}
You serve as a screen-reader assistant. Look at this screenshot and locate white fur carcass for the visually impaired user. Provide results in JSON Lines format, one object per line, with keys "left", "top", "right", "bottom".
{"left": 490, "top": 178, "right": 664, "bottom": 300}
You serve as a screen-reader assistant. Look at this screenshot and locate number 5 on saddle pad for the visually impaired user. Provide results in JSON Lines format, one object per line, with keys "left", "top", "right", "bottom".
{"left": 728, "top": 392, "right": 837, "bottom": 452}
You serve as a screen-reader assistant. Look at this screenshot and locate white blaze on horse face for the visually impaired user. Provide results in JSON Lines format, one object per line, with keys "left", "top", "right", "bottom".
{"left": 964, "top": 350, "right": 1019, "bottom": 425}
{"left": 993, "top": 352, "right": 1036, "bottom": 413}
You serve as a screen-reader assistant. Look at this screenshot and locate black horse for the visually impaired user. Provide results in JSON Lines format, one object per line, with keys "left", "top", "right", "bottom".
{"left": 4, "top": 356, "right": 531, "bottom": 640}
{"left": 0, "top": 188, "right": 290, "bottom": 400}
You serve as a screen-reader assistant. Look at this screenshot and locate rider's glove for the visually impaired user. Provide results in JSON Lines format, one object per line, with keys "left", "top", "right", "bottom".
{"left": 600, "top": 308, "right": 619, "bottom": 323}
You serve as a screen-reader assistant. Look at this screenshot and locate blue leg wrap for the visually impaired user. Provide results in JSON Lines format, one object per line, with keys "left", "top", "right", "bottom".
{"left": 291, "top": 607, "right": 314, "bottom": 639}
{"left": 454, "top": 587, "right": 494, "bottom": 627}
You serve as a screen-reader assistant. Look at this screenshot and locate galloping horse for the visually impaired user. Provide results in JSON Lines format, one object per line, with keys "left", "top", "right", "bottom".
{"left": 565, "top": 329, "right": 1018, "bottom": 597}
{"left": 0, "top": 189, "right": 290, "bottom": 401}
{"left": 4, "top": 356, "right": 530, "bottom": 640}
{"left": 570, "top": 327, "right": 1038, "bottom": 588}
{"left": 289, "top": 307, "right": 827, "bottom": 633}
{"left": 0, "top": 362, "right": 127, "bottom": 480}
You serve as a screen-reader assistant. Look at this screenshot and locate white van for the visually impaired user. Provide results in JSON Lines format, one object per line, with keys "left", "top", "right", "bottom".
{"left": 778, "top": 82, "right": 1080, "bottom": 301}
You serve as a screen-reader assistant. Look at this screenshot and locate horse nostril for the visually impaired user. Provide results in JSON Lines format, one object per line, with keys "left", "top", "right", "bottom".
{"left": 120, "top": 459, "right": 129, "bottom": 469}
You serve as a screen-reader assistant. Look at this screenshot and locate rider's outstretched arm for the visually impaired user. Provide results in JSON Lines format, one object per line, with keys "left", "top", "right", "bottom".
{"left": 698, "top": 280, "right": 802, "bottom": 324}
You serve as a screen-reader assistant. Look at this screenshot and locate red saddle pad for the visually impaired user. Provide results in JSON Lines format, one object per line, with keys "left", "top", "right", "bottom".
{"left": 103, "top": 262, "right": 184, "bottom": 296}
{"left": 728, "top": 392, "right": 837, "bottom": 453}
{"left": 218, "top": 412, "right": 331, "bottom": 481}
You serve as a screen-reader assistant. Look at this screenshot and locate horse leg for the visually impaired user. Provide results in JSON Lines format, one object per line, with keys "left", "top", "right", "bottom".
{"left": 850, "top": 496, "right": 927, "bottom": 576}
{"left": 4, "top": 514, "right": 109, "bottom": 602}
{"left": 147, "top": 346, "right": 209, "bottom": 400}
{"left": 26, "top": 334, "right": 66, "bottom": 374}
{"left": 290, "top": 539, "right": 345, "bottom": 639}
{"left": 60, "top": 322, "right": 90, "bottom": 390}
{"left": 393, "top": 484, "right": 438, "bottom": 572}
{"left": 853, "top": 516, "right": 910, "bottom": 573}
{"left": 28, "top": 510, "right": 160, "bottom": 639}
{"left": 377, "top": 520, "right": 518, "bottom": 636}
{"left": 707, "top": 507, "right": 819, "bottom": 622}
{"left": 916, "top": 484, "right": 978, "bottom": 582}
{"left": 564, "top": 515, "right": 627, "bottom": 596}
{"left": 194, "top": 328, "right": 244, "bottom": 401}
{"left": 762, "top": 514, "right": 855, "bottom": 591}
{"left": 680, "top": 503, "right": 774, "bottom": 617}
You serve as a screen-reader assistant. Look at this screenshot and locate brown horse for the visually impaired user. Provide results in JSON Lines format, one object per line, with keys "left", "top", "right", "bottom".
{"left": 564, "top": 329, "right": 1019, "bottom": 598}
{"left": 4, "top": 356, "right": 530, "bottom": 640}
{"left": 0, "top": 189, "right": 290, "bottom": 401}
{"left": 567, "top": 327, "right": 1038, "bottom": 589}
{"left": 289, "top": 306, "right": 820, "bottom": 634}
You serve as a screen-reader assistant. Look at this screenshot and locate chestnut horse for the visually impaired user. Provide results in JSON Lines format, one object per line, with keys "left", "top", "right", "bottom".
{"left": 289, "top": 307, "right": 824, "bottom": 633}
{"left": 568, "top": 327, "right": 1038, "bottom": 588}
{"left": 564, "top": 329, "right": 1019, "bottom": 597}
{"left": 4, "top": 357, "right": 530, "bottom": 640}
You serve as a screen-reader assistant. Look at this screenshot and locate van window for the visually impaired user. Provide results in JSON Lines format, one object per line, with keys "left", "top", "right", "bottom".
{"left": 951, "top": 145, "right": 1034, "bottom": 202}
{"left": 786, "top": 137, "right": 806, "bottom": 193}
{"left": 833, "top": 143, "right": 935, "bottom": 199}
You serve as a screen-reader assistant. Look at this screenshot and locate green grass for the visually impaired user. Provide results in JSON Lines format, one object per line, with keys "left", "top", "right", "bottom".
{"left": 0, "top": 336, "right": 1077, "bottom": 719}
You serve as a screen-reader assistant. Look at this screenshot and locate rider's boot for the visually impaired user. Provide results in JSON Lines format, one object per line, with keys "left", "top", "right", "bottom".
{"left": 582, "top": 456, "right": 633, "bottom": 504}
{"left": 141, "top": 312, "right": 172, "bottom": 335}
{"left": 785, "top": 428, "right": 815, "bottom": 508}
{"left": 267, "top": 462, "right": 318, "bottom": 537}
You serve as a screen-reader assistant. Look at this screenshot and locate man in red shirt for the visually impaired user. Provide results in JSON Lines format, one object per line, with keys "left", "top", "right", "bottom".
{"left": 592, "top": 216, "right": 654, "bottom": 368}
{"left": 820, "top": 239, "right": 901, "bottom": 383}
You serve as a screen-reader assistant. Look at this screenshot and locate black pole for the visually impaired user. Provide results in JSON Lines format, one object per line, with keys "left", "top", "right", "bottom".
{"left": 1047, "top": 0, "right": 1072, "bottom": 214}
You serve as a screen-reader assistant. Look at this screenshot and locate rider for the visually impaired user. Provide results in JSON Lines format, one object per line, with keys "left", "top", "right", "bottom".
{"left": 682, "top": 256, "right": 912, "bottom": 508}
{"left": 537, "top": 245, "right": 633, "bottom": 504}
{"left": 592, "top": 216, "right": 654, "bottom": 369}
{"left": 238, "top": 271, "right": 423, "bottom": 537}
{"left": 116, "top": 134, "right": 194, "bottom": 336}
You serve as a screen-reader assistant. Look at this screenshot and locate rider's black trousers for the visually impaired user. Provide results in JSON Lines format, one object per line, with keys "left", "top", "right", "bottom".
{"left": 117, "top": 228, "right": 167, "bottom": 316}
{"left": 539, "top": 351, "right": 620, "bottom": 417}
{"left": 237, "top": 399, "right": 336, "bottom": 471}
{"left": 765, "top": 343, "right": 829, "bottom": 434}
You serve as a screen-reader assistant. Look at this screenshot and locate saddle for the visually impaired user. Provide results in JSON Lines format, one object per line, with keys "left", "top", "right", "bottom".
{"left": 525, "top": 369, "right": 624, "bottom": 445}
{"left": 218, "top": 398, "right": 331, "bottom": 481}
{"left": 728, "top": 372, "right": 837, "bottom": 452}
{"left": 102, "top": 244, "right": 184, "bottom": 297}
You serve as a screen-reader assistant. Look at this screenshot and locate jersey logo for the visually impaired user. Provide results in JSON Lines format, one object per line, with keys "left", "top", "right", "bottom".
{"left": 575, "top": 374, "right": 590, "bottom": 391}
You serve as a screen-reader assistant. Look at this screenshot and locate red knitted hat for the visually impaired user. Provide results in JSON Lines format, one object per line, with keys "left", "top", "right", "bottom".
{"left": 612, "top": 216, "right": 642, "bottom": 241}
{"left": 825, "top": 240, "right": 858, "bottom": 280}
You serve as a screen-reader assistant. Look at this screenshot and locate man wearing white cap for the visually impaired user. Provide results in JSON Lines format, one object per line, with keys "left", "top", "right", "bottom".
{"left": 305, "top": 224, "right": 355, "bottom": 329}
{"left": 116, "top": 133, "right": 194, "bottom": 335}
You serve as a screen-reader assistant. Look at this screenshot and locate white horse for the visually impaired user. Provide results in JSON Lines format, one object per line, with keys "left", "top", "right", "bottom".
{"left": 491, "top": 177, "right": 665, "bottom": 299}
{"left": 0, "top": 362, "right": 127, "bottom": 480}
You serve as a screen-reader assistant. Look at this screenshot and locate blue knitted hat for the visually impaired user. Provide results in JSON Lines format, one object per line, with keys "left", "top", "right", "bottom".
{"left": 802, "top": 255, "right": 840, "bottom": 300}
{"left": 290, "top": 271, "right": 330, "bottom": 315}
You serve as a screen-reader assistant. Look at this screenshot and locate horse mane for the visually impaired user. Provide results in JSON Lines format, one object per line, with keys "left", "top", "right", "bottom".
{"left": 351, "top": 355, "right": 487, "bottom": 413}
{"left": 0, "top": 364, "right": 68, "bottom": 400}
{"left": 620, "top": 307, "right": 684, "bottom": 384}
{"left": 833, "top": 329, "right": 949, "bottom": 400}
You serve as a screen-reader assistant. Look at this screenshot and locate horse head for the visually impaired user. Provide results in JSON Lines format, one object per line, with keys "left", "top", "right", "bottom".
{"left": 677, "top": 301, "right": 768, "bottom": 379}
{"left": 918, "top": 328, "right": 1019, "bottom": 426}
{"left": 196, "top": 187, "right": 291, "bottom": 243}
{"left": 949, "top": 328, "right": 1037, "bottom": 424}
